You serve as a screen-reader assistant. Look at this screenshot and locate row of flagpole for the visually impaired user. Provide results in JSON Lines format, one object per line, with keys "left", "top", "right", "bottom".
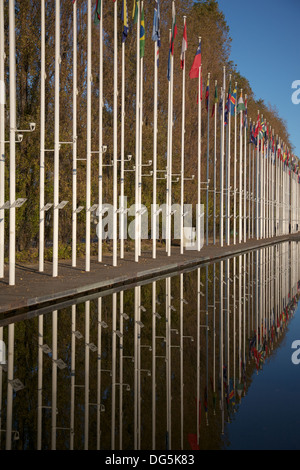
{"left": 1, "top": 242, "right": 298, "bottom": 449}
{"left": 0, "top": 0, "right": 300, "bottom": 286}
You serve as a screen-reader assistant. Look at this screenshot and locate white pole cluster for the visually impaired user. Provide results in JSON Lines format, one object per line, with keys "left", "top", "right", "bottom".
{"left": 0, "top": 1, "right": 299, "bottom": 287}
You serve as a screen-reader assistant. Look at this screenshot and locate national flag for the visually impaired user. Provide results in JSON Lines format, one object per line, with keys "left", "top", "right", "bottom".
{"left": 254, "top": 114, "right": 261, "bottom": 138}
{"left": 224, "top": 81, "right": 231, "bottom": 125}
{"left": 244, "top": 96, "right": 248, "bottom": 128}
{"left": 211, "top": 83, "right": 217, "bottom": 117}
{"left": 205, "top": 77, "right": 209, "bottom": 111}
{"left": 250, "top": 121, "right": 257, "bottom": 145}
{"left": 170, "top": 2, "right": 177, "bottom": 56}
{"left": 140, "top": 4, "right": 145, "bottom": 58}
{"left": 224, "top": 98, "right": 229, "bottom": 125}
{"left": 218, "top": 93, "right": 223, "bottom": 117}
{"left": 94, "top": 0, "right": 101, "bottom": 24}
{"left": 152, "top": 0, "right": 161, "bottom": 67}
{"left": 152, "top": 0, "right": 161, "bottom": 44}
{"left": 230, "top": 87, "right": 236, "bottom": 115}
{"left": 132, "top": 0, "right": 138, "bottom": 24}
{"left": 237, "top": 91, "right": 245, "bottom": 113}
{"left": 259, "top": 117, "right": 265, "bottom": 140}
{"left": 121, "top": 0, "right": 129, "bottom": 43}
{"left": 167, "top": 3, "right": 177, "bottom": 81}
{"left": 189, "top": 40, "right": 201, "bottom": 79}
{"left": 180, "top": 21, "right": 188, "bottom": 70}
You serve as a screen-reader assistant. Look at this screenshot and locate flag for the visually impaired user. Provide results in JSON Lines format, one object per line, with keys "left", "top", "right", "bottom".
{"left": 244, "top": 96, "right": 248, "bottom": 128}
{"left": 205, "top": 77, "right": 209, "bottom": 112}
{"left": 237, "top": 91, "right": 245, "bottom": 113}
{"left": 132, "top": 0, "right": 138, "bottom": 24}
{"left": 254, "top": 114, "right": 261, "bottom": 138}
{"left": 189, "top": 40, "right": 201, "bottom": 79}
{"left": 170, "top": 2, "right": 177, "bottom": 56}
{"left": 94, "top": 0, "right": 101, "bottom": 24}
{"left": 140, "top": 4, "right": 145, "bottom": 58}
{"left": 211, "top": 83, "right": 217, "bottom": 117}
{"left": 224, "top": 81, "right": 231, "bottom": 125}
{"left": 180, "top": 21, "right": 188, "bottom": 70}
{"left": 167, "top": 3, "right": 177, "bottom": 81}
{"left": 218, "top": 94, "right": 223, "bottom": 117}
{"left": 152, "top": 0, "right": 161, "bottom": 67}
{"left": 224, "top": 98, "right": 229, "bottom": 125}
{"left": 152, "top": 0, "right": 161, "bottom": 44}
{"left": 121, "top": 0, "right": 129, "bottom": 43}
{"left": 230, "top": 87, "right": 236, "bottom": 116}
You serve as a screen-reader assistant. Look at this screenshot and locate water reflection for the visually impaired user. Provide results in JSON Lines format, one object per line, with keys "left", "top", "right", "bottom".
{"left": 0, "top": 242, "right": 299, "bottom": 450}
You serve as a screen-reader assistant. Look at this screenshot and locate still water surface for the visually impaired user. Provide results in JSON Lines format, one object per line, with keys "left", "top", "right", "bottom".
{"left": 0, "top": 242, "right": 299, "bottom": 450}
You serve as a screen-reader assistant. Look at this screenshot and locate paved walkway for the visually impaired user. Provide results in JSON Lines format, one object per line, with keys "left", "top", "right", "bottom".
{"left": 0, "top": 234, "right": 299, "bottom": 318}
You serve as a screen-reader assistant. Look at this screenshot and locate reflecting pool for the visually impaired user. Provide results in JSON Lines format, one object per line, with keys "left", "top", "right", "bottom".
{"left": 0, "top": 242, "right": 299, "bottom": 450}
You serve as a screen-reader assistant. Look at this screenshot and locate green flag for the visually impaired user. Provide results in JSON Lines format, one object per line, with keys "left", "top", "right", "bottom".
{"left": 237, "top": 91, "right": 245, "bottom": 113}
{"left": 94, "top": 0, "right": 101, "bottom": 25}
{"left": 132, "top": 0, "right": 139, "bottom": 24}
{"left": 211, "top": 84, "right": 217, "bottom": 117}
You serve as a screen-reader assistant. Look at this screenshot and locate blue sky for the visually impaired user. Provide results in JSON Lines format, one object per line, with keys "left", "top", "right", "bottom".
{"left": 217, "top": 0, "right": 300, "bottom": 156}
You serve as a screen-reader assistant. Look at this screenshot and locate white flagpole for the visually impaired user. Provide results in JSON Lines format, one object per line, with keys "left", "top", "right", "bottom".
{"left": 180, "top": 17, "right": 187, "bottom": 255}
{"left": 166, "top": 28, "right": 172, "bottom": 256}
{"left": 213, "top": 80, "right": 217, "bottom": 246}
{"left": 260, "top": 116, "right": 263, "bottom": 239}
{"left": 84, "top": 301, "right": 90, "bottom": 450}
{"left": 70, "top": 305, "right": 76, "bottom": 450}
{"left": 139, "top": 2, "right": 144, "bottom": 258}
{"left": 206, "top": 73, "right": 210, "bottom": 246}
{"left": 233, "top": 82, "right": 237, "bottom": 245}
{"left": 51, "top": 310, "right": 58, "bottom": 449}
{"left": 53, "top": 0, "right": 60, "bottom": 278}
{"left": 238, "top": 90, "right": 243, "bottom": 244}
{"left": 0, "top": 0, "right": 5, "bottom": 278}
{"left": 98, "top": 0, "right": 103, "bottom": 262}
{"left": 120, "top": 12, "right": 125, "bottom": 259}
{"left": 252, "top": 140, "right": 255, "bottom": 238}
{"left": 197, "top": 43, "right": 202, "bottom": 252}
{"left": 113, "top": 1, "right": 118, "bottom": 266}
{"left": 256, "top": 112, "right": 260, "bottom": 239}
{"left": 168, "top": 8, "right": 175, "bottom": 257}
{"left": 72, "top": 0, "right": 78, "bottom": 267}
{"left": 243, "top": 95, "right": 247, "bottom": 242}
{"left": 248, "top": 119, "right": 251, "bottom": 238}
{"left": 39, "top": 0, "right": 45, "bottom": 272}
{"left": 9, "top": 0, "right": 16, "bottom": 285}
{"left": 220, "top": 66, "right": 225, "bottom": 248}
{"left": 135, "top": 2, "right": 140, "bottom": 263}
{"left": 6, "top": 324, "right": 14, "bottom": 449}
{"left": 226, "top": 76, "right": 232, "bottom": 246}
{"left": 86, "top": 0, "right": 92, "bottom": 272}
{"left": 152, "top": 33, "right": 158, "bottom": 258}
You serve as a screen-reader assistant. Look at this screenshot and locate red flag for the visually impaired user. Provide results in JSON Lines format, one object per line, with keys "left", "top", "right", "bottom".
{"left": 180, "top": 22, "right": 188, "bottom": 70}
{"left": 189, "top": 41, "right": 201, "bottom": 79}
{"left": 188, "top": 434, "right": 200, "bottom": 450}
